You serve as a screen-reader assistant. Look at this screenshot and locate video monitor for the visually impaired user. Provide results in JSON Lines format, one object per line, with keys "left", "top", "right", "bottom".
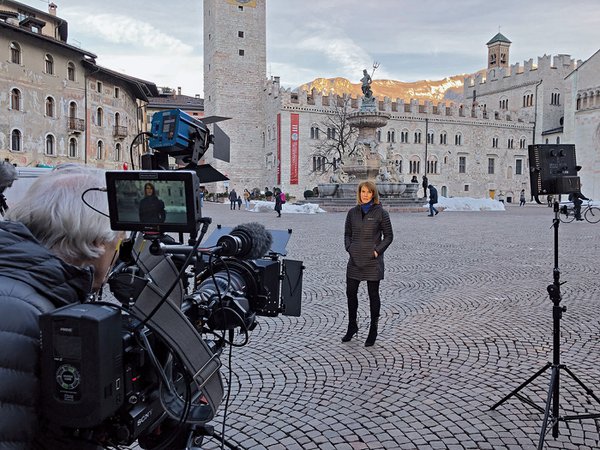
{"left": 106, "top": 171, "right": 201, "bottom": 233}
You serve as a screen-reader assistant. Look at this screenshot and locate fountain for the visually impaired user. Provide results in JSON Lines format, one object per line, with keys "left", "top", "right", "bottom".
{"left": 317, "top": 65, "right": 422, "bottom": 208}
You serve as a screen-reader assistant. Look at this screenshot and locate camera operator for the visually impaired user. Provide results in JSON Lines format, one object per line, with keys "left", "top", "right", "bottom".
{"left": 0, "top": 165, "right": 124, "bottom": 449}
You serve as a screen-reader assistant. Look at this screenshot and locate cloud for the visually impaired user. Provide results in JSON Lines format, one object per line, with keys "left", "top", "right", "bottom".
{"left": 95, "top": 54, "right": 204, "bottom": 96}
{"left": 68, "top": 12, "right": 194, "bottom": 55}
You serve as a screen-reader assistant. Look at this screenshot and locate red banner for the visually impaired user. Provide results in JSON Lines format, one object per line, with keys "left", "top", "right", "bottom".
{"left": 290, "top": 113, "right": 299, "bottom": 184}
{"left": 277, "top": 113, "right": 281, "bottom": 185}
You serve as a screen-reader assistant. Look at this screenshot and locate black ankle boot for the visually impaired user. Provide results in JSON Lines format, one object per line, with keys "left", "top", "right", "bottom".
{"left": 341, "top": 322, "right": 358, "bottom": 342}
{"left": 364, "top": 319, "right": 378, "bottom": 347}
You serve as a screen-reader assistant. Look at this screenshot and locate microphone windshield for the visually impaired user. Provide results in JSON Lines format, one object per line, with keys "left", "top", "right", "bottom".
{"left": 230, "top": 222, "right": 272, "bottom": 259}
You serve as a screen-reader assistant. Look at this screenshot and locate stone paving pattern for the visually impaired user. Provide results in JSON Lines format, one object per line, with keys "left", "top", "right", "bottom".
{"left": 149, "top": 202, "right": 600, "bottom": 449}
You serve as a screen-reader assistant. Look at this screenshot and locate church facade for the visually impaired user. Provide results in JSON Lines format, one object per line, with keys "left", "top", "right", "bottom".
{"left": 204, "top": 0, "right": 597, "bottom": 202}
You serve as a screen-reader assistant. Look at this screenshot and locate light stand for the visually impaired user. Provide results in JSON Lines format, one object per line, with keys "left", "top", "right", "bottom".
{"left": 491, "top": 200, "right": 600, "bottom": 449}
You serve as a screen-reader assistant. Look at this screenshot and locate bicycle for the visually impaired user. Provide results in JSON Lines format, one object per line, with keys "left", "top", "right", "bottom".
{"left": 559, "top": 199, "right": 600, "bottom": 223}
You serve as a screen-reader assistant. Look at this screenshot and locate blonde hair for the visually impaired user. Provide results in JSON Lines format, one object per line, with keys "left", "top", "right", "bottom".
{"left": 356, "top": 181, "right": 380, "bottom": 205}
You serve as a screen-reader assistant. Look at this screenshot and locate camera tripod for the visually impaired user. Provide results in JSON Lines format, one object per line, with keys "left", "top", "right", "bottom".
{"left": 491, "top": 201, "right": 600, "bottom": 449}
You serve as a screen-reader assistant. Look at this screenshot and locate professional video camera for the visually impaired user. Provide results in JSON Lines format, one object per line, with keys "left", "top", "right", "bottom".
{"left": 39, "top": 110, "right": 303, "bottom": 449}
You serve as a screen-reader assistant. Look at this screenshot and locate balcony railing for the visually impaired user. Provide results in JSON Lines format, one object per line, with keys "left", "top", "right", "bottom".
{"left": 68, "top": 117, "right": 84, "bottom": 132}
{"left": 113, "top": 125, "right": 128, "bottom": 138}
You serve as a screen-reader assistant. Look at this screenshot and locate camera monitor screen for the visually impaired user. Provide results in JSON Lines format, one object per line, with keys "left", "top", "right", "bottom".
{"left": 106, "top": 171, "right": 200, "bottom": 233}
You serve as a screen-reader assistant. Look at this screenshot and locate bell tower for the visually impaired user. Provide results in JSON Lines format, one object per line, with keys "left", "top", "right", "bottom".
{"left": 486, "top": 32, "right": 511, "bottom": 69}
{"left": 203, "top": 0, "right": 267, "bottom": 187}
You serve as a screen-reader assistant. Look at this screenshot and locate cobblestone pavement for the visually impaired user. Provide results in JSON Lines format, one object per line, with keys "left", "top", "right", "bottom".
{"left": 148, "top": 202, "right": 600, "bottom": 449}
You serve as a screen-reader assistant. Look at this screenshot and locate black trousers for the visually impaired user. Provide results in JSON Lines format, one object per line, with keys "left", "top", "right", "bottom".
{"left": 346, "top": 277, "right": 380, "bottom": 323}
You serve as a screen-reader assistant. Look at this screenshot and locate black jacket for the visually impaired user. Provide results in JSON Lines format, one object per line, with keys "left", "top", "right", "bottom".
{"left": 429, "top": 186, "right": 438, "bottom": 204}
{"left": 139, "top": 195, "right": 166, "bottom": 223}
{"left": 344, "top": 204, "right": 393, "bottom": 281}
{"left": 0, "top": 221, "right": 93, "bottom": 449}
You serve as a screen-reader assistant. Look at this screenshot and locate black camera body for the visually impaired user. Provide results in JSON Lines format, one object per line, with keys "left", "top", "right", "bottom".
{"left": 40, "top": 164, "right": 304, "bottom": 448}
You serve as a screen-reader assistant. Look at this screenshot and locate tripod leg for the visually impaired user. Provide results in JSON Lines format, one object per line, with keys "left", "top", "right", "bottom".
{"left": 491, "top": 362, "right": 552, "bottom": 410}
{"left": 562, "top": 365, "right": 600, "bottom": 406}
{"left": 538, "top": 366, "right": 559, "bottom": 450}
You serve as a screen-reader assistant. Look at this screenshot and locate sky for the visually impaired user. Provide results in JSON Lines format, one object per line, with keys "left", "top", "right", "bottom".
{"left": 16, "top": 0, "right": 600, "bottom": 97}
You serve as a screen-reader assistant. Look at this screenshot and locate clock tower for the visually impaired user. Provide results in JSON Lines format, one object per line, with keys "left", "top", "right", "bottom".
{"left": 486, "top": 32, "right": 511, "bottom": 70}
{"left": 203, "top": 0, "right": 267, "bottom": 188}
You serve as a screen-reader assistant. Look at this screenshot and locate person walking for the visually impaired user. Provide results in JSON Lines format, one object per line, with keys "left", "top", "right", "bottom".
{"left": 427, "top": 184, "right": 439, "bottom": 216}
{"left": 243, "top": 188, "right": 251, "bottom": 210}
{"left": 228, "top": 188, "right": 238, "bottom": 210}
{"left": 274, "top": 188, "right": 283, "bottom": 217}
{"left": 519, "top": 189, "right": 526, "bottom": 206}
{"left": 342, "top": 181, "right": 394, "bottom": 347}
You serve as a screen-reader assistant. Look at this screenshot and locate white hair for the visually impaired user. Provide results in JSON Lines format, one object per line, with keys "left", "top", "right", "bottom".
{"left": 0, "top": 161, "right": 17, "bottom": 189}
{"left": 6, "top": 165, "right": 118, "bottom": 262}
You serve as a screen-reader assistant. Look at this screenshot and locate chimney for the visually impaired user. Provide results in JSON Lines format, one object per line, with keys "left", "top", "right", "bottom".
{"left": 48, "top": 2, "right": 57, "bottom": 16}
{"left": 177, "top": 86, "right": 181, "bottom": 96}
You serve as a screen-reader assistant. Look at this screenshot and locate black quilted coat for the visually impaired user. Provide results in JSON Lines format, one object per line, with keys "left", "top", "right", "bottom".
{"left": 344, "top": 203, "right": 394, "bottom": 281}
{"left": 0, "top": 221, "right": 93, "bottom": 449}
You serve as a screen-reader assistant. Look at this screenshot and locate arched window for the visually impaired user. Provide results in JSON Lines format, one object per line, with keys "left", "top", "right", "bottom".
{"left": 427, "top": 131, "right": 434, "bottom": 144}
{"left": 10, "top": 42, "right": 21, "bottom": 64}
{"left": 310, "top": 126, "right": 319, "bottom": 139}
{"left": 115, "top": 112, "right": 120, "bottom": 126}
{"left": 10, "top": 88, "right": 21, "bottom": 110}
{"left": 401, "top": 130, "right": 409, "bottom": 143}
{"left": 455, "top": 133, "right": 462, "bottom": 146}
{"left": 439, "top": 132, "right": 447, "bottom": 145}
{"left": 387, "top": 130, "right": 396, "bottom": 143}
{"left": 414, "top": 131, "right": 422, "bottom": 144}
{"left": 45, "top": 135, "right": 55, "bottom": 156}
{"left": 45, "top": 54, "right": 54, "bottom": 75}
{"left": 67, "top": 62, "right": 76, "bottom": 81}
{"left": 394, "top": 158, "right": 402, "bottom": 174}
{"left": 69, "top": 101, "right": 77, "bottom": 118}
{"left": 409, "top": 156, "right": 421, "bottom": 174}
{"left": 68, "top": 137, "right": 78, "bottom": 158}
{"left": 11, "top": 129, "right": 22, "bottom": 152}
{"left": 45, "top": 97, "right": 55, "bottom": 117}
{"left": 97, "top": 107, "right": 103, "bottom": 126}
{"left": 519, "top": 137, "right": 526, "bottom": 149}
{"left": 427, "top": 156, "right": 438, "bottom": 174}
{"left": 115, "top": 143, "right": 122, "bottom": 161}
{"left": 97, "top": 140, "right": 104, "bottom": 159}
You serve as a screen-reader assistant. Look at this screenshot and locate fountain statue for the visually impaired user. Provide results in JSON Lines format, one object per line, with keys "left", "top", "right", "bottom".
{"left": 317, "top": 63, "right": 421, "bottom": 204}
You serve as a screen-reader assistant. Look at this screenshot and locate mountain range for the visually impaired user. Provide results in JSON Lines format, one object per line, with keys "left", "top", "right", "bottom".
{"left": 298, "top": 71, "right": 485, "bottom": 104}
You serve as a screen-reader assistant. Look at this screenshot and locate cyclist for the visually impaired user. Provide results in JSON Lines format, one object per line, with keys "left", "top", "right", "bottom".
{"left": 569, "top": 191, "right": 589, "bottom": 221}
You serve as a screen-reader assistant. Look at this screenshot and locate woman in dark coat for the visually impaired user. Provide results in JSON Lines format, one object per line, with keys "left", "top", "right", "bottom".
{"left": 274, "top": 188, "right": 283, "bottom": 217}
{"left": 139, "top": 182, "right": 166, "bottom": 223}
{"left": 342, "top": 181, "right": 393, "bottom": 347}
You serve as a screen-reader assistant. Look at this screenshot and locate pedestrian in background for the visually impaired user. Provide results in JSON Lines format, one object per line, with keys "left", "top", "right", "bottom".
{"left": 342, "top": 181, "right": 393, "bottom": 347}
{"left": 229, "top": 188, "right": 238, "bottom": 210}
{"left": 422, "top": 175, "right": 429, "bottom": 199}
{"left": 519, "top": 189, "right": 526, "bottom": 206}
{"left": 427, "top": 184, "right": 439, "bottom": 217}
{"left": 243, "top": 188, "right": 251, "bottom": 210}
{"left": 274, "top": 188, "right": 283, "bottom": 217}
{"left": 569, "top": 191, "right": 589, "bottom": 221}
